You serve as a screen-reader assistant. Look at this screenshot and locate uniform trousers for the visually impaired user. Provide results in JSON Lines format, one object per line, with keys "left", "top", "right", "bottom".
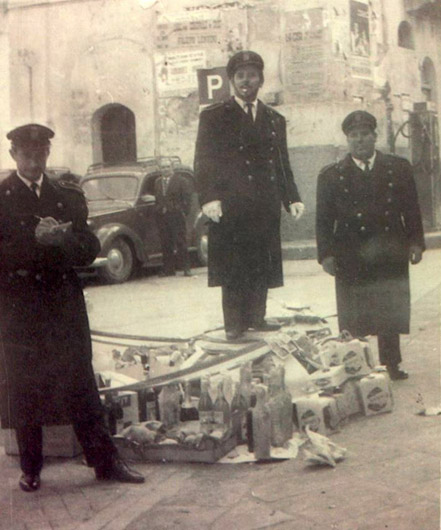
{"left": 377, "top": 334, "right": 401, "bottom": 368}
{"left": 16, "top": 417, "right": 117, "bottom": 475}
{"left": 222, "top": 285, "right": 268, "bottom": 333}
{"left": 156, "top": 211, "right": 190, "bottom": 275}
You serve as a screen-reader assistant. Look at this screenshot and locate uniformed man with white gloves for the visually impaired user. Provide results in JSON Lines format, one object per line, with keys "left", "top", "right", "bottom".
{"left": 194, "top": 51, "right": 304, "bottom": 340}
{"left": 316, "top": 111, "right": 425, "bottom": 380}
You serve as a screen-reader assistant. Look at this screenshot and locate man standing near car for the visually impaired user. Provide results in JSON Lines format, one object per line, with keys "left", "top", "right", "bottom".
{"left": 0, "top": 123, "right": 144, "bottom": 492}
{"left": 316, "top": 111, "right": 425, "bottom": 380}
{"left": 154, "top": 158, "right": 192, "bottom": 277}
{"left": 194, "top": 51, "right": 305, "bottom": 340}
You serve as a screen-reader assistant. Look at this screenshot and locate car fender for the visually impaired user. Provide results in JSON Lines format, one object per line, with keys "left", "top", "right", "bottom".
{"left": 95, "top": 223, "right": 148, "bottom": 263}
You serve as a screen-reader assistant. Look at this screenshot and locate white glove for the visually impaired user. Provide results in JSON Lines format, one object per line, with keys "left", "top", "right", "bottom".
{"left": 289, "top": 202, "right": 305, "bottom": 220}
{"left": 202, "top": 200, "right": 223, "bottom": 223}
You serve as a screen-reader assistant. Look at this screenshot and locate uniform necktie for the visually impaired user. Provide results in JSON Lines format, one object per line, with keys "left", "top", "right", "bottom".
{"left": 30, "top": 182, "right": 39, "bottom": 198}
{"left": 245, "top": 102, "right": 254, "bottom": 124}
{"left": 162, "top": 176, "right": 169, "bottom": 195}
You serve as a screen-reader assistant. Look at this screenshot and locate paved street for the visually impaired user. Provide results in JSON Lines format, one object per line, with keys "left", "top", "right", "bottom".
{"left": 0, "top": 250, "right": 440, "bottom": 530}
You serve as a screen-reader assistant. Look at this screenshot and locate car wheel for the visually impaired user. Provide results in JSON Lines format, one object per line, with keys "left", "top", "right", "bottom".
{"left": 99, "top": 238, "right": 135, "bottom": 284}
{"left": 196, "top": 224, "right": 208, "bottom": 266}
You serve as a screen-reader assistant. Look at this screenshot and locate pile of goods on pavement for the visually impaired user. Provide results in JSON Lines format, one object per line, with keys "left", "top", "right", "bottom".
{"left": 94, "top": 311, "right": 394, "bottom": 464}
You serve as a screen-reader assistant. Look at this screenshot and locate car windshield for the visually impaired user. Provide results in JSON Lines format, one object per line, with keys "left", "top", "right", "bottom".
{"left": 82, "top": 176, "right": 139, "bottom": 202}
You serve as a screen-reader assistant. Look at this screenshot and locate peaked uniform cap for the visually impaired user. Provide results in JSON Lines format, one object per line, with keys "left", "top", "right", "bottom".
{"left": 342, "top": 111, "right": 377, "bottom": 135}
{"left": 226, "top": 50, "right": 264, "bottom": 78}
{"left": 7, "top": 123, "right": 54, "bottom": 147}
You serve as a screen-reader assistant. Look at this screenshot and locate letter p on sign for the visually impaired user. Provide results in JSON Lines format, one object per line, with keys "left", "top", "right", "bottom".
{"left": 197, "top": 67, "right": 230, "bottom": 106}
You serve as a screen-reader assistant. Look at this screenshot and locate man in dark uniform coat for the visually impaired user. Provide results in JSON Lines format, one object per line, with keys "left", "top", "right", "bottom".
{"left": 194, "top": 51, "right": 305, "bottom": 340}
{"left": 0, "top": 124, "right": 144, "bottom": 491}
{"left": 154, "top": 158, "right": 192, "bottom": 277}
{"left": 316, "top": 111, "right": 425, "bottom": 380}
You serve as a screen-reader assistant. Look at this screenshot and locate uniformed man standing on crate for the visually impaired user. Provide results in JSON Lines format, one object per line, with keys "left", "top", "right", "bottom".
{"left": 194, "top": 51, "right": 305, "bottom": 340}
{"left": 316, "top": 111, "right": 425, "bottom": 380}
{"left": 0, "top": 124, "right": 144, "bottom": 492}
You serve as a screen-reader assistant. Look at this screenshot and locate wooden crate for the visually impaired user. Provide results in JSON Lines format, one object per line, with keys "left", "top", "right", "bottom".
{"left": 113, "top": 433, "right": 236, "bottom": 464}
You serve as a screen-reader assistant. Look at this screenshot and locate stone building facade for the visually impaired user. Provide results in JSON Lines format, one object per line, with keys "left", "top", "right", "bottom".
{"left": 0, "top": 0, "right": 439, "bottom": 237}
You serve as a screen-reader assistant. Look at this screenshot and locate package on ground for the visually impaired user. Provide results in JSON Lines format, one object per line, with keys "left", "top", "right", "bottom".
{"left": 293, "top": 392, "right": 341, "bottom": 435}
{"left": 308, "top": 365, "right": 347, "bottom": 392}
{"left": 319, "top": 338, "right": 374, "bottom": 377}
{"left": 3, "top": 425, "right": 82, "bottom": 457}
{"left": 338, "top": 379, "right": 363, "bottom": 417}
{"left": 356, "top": 372, "right": 394, "bottom": 416}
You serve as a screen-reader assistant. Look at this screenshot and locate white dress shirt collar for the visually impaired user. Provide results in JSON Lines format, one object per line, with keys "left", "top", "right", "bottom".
{"left": 233, "top": 96, "right": 258, "bottom": 120}
{"left": 17, "top": 172, "right": 44, "bottom": 193}
{"left": 352, "top": 151, "right": 377, "bottom": 171}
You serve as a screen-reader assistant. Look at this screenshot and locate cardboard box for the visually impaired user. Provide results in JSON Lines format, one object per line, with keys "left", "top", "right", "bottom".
{"left": 356, "top": 373, "right": 394, "bottom": 416}
{"left": 308, "top": 365, "right": 347, "bottom": 391}
{"left": 3, "top": 425, "right": 82, "bottom": 457}
{"left": 319, "top": 339, "right": 374, "bottom": 377}
{"left": 293, "top": 393, "right": 340, "bottom": 435}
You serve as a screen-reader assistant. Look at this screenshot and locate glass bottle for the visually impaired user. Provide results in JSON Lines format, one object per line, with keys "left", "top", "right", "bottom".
{"left": 198, "top": 376, "right": 214, "bottom": 434}
{"left": 158, "top": 383, "right": 180, "bottom": 429}
{"left": 267, "top": 368, "right": 285, "bottom": 447}
{"left": 230, "top": 381, "right": 249, "bottom": 444}
{"left": 278, "top": 366, "right": 294, "bottom": 442}
{"left": 252, "top": 384, "right": 271, "bottom": 460}
{"left": 213, "top": 377, "right": 231, "bottom": 434}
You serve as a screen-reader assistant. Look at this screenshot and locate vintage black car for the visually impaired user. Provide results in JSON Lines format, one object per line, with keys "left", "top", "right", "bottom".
{"left": 80, "top": 157, "right": 208, "bottom": 283}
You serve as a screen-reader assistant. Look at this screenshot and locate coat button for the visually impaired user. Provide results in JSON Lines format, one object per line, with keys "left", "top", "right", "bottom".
{"left": 385, "top": 226, "right": 390, "bottom": 232}
{"left": 344, "top": 188, "right": 349, "bottom": 193}
{"left": 339, "top": 176, "right": 344, "bottom": 181}
{"left": 269, "top": 159, "right": 273, "bottom": 164}
{"left": 357, "top": 212, "right": 362, "bottom": 218}
{"left": 353, "top": 200, "right": 358, "bottom": 205}
{"left": 388, "top": 170, "right": 393, "bottom": 175}
{"left": 20, "top": 221, "right": 25, "bottom": 226}
{"left": 360, "top": 226, "right": 366, "bottom": 232}
{"left": 6, "top": 190, "right": 10, "bottom": 196}
{"left": 270, "top": 147, "right": 274, "bottom": 152}
{"left": 245, "top": 160, "right": 250, "bottom": 165}
{"left": 248, "top": 175, "right": 253, "bottom": 181}
{"left": 270, "top": 176, "right": 276, "bottom": 181}
{"left": 345, "top": 223, "right": 349, "bottom": 228}
{"left": 239, "top": 145, "right": 244, "bottom": 151}
{"left": 62, "top": 273, "right": 67, "bottom": 280}
{"left": 385, "top": 210, "right": 389, "bottom": 216}
{"left": 57, "top": 202, "right": 64, "bottom": 208}
{"left": 35, "top": 274, "right": 42, "bottom": 281}
{"left": 388, "top": 182, "right": 393, "bottom": 188}
{"left": 387, "top": 198, "right": 392, "bottom": 203}
{"left": 271, "top": 131, "right": 276, "bottom": 136}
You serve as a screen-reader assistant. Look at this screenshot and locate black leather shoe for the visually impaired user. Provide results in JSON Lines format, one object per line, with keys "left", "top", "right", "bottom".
{"left": 387, "top": 366, "right": 409, "bottom": 380}
{"left": 225, "top": 330, "right": 243, "bottom": 341}
{"left": 95, "top": 456, "right": 145, "bottom": 484}
{"left": 19, "top": 473, "right": 41, "bottom": 492}
{"left": 250, "top": 321, "right": 281, "bottom": 332}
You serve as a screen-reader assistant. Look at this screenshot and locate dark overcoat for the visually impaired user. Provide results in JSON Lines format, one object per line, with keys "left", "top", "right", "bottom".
{"left": 316, "top": 151, "right": 425, "bottom": 336}
{"left": 0, "top": 172, "right": 103, "bottom": 428}
{"left": 194, "top": 97, "right": 301, "bottom": 290}
{"left": 154, "top": 173, "right": 192, "bottom": 215}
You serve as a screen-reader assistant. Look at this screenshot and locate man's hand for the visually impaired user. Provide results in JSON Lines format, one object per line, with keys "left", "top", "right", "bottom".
{"left": 202, "top": 200, "right": 223, "bottom": 223}
{"left": 289, "top": 202, "right": 305, "bottom": 221}
{"left": 35, "top": 217, "right": 72, "bottom": 246}
{"left": 322, "top": 256, "right": 336, "bottom": 276}
{"left": 409, "top": 245, "right": 423, "bottom": 265}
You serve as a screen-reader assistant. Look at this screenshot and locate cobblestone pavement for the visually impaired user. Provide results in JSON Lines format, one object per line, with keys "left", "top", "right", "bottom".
{"left": 0, "top": 251, "right": 440, "bottom": 530}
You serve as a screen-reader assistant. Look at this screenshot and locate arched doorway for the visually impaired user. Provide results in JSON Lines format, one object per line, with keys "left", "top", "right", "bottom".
{"left": 92, "top": 104, "right": 137, "bottom": 165}
{"left": 421, "top": 57, "right": 437, "bottom": 104}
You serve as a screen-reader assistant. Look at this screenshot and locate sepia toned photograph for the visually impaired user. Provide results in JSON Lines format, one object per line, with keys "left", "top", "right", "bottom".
{"left": 0, "top": 0, "right": 439, "bottom": 529}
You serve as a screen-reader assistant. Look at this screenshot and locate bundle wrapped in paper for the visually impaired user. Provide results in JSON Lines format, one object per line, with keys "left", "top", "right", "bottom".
{"left": 302, "top": 425, "right": 347, "bottom": 467}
